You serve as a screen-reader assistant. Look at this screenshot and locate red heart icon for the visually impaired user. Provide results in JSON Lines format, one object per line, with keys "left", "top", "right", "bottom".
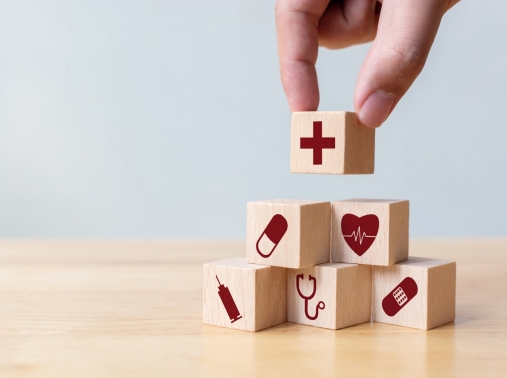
{"left": 341, "top": 214, "right": 379, "bottom": 256}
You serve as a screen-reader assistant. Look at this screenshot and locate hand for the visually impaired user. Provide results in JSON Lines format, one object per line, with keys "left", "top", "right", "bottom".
{"left": 275, "top": 0, "right": 459, "bottom": 127}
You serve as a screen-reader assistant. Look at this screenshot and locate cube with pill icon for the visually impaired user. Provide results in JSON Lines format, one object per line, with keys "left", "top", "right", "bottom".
{"left": 203, "top": 257, "right": 287, "bottom": 332}
{"left": 290, "top": 111, "right": 375, "bottom": 175}
{"left": 331, "top": 199, "right": 409, "bottom": 266}
{"left": 287, "top": 262, "right": 372, "bottom": 330}
{"left": 372, "top": 257, "right": 456, "bottom": 330}
{"left": 246, "top": 199, "right": 331, "bottom": 269}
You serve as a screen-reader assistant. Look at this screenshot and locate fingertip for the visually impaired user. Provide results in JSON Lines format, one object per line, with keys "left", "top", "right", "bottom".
{"left": 356, "top": 90, "right": 396, "bottom": 128}
{"left": 281, "top": 62, "right": 320, "bottom": 112}
{"left": 288, "top": 92, "right": 320, "bottom": 112}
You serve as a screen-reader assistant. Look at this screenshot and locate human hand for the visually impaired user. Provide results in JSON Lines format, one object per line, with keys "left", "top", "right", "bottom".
{"left": 275, "top": 0, "right": 459, "bottom": 127}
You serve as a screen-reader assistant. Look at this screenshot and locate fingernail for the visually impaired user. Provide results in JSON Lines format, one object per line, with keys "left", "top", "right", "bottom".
{"left": 358, "top": 90, "right": 396, "bottom": 128}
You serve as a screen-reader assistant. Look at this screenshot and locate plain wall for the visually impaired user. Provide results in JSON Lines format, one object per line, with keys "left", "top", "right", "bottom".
{"left": 0, "top": 1, "right": 506, "bottom": 239}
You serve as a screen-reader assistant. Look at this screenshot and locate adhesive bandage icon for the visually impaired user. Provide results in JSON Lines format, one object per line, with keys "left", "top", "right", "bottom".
{"left": 382, "top": 277, "right": 418, "bottom": 317}
{"left": 341, "top": 214, "right": 379, "bottom": 256}
{"left": 256, "top": 214, "right": 288, "bottom": 258}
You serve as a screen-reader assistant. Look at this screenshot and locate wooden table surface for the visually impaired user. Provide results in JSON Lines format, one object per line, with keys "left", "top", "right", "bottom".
{"left": 0, "top": 239, "right": 506, "bottom": 377}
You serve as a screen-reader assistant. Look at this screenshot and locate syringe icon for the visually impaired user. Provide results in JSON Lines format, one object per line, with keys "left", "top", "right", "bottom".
{"left": 216, "top": 276, "right": 242, "bottom": 323}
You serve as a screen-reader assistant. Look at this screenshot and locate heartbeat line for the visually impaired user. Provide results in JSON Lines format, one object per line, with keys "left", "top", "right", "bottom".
{"left": 343, "top": 227, "right": 376, "bottom": 245}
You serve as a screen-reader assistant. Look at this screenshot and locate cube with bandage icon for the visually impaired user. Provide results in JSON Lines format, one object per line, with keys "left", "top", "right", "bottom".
{"left": 372, "top": 257, "right": 456, "bottom": 330}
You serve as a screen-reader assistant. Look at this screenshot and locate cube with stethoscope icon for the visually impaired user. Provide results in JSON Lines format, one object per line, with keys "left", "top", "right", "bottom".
{"left": 287, "top": 263, "right": 373, "bottom": 330}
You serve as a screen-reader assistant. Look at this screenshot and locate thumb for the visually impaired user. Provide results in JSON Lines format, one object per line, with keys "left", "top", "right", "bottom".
{"left": 354, "top": 0, "right": 448, "bottom": 128}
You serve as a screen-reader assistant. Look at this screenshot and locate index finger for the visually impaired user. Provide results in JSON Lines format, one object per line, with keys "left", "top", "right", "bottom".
{"left": 275, "top": 0, "right": 330, "bottom": 112}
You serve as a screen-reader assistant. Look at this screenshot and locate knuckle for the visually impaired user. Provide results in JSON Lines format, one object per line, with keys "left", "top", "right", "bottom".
{"left": 353, "top": 15, "right": 376, "bottom": 43}
{"left": 318, "top": 16, "right": 375, "bottom": 49}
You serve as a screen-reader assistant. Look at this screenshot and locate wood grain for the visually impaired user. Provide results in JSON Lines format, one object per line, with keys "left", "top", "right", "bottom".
{"left": 246, "top": 199, "right": 330, "bottom": 268}
{"left": 290, "top": 111, "right": 375, "bottom": 175}
{"left": 331, "top": 199, "right": 409, "bottom": 266}
{"left": 0, "top": 239, "right": 506, "bottom": 377}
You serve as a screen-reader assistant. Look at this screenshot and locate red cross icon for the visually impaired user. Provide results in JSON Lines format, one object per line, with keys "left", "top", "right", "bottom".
{"left": 300, "top": 121, "right": 336, "bottom": 165}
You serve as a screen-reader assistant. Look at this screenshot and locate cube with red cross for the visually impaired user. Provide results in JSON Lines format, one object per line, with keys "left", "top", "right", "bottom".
{"left": 290, "top": 111, "right": 375, "bottom": 175}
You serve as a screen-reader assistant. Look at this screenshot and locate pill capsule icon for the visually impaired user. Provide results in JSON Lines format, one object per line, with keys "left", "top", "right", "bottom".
{"left": 382, "top": 277, "right": 418, "bottom": 317}
{"left": 256, "top": 214, "right": 288, "bottom": 258}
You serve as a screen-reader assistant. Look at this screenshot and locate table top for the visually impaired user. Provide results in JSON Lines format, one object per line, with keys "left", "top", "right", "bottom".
{"left": 1, "top": 239, "right": 506, "bottom": 377}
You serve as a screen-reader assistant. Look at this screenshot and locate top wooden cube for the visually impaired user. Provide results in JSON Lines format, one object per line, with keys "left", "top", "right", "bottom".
{"left": 290, "top": 111, "right": 375, "bottom": 175}
{"left": 246, "top": 199, "right": 331, "bottom": 269}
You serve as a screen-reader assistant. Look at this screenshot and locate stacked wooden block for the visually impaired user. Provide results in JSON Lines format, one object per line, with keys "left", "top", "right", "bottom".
{"left": 203, "top": 112, "right": 456, "bottom": 332}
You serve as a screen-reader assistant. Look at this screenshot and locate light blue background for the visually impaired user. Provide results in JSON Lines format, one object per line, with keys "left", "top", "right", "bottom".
{"left": 1, "top": 1, "right": 506, "bottom": 239}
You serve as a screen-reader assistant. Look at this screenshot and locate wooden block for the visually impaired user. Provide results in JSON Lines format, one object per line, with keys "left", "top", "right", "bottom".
{"left": 331, "top": 199, "right": 409, "bottom": 266}
{"left": 372, "top": 257, "right": 456, "bottom": 330}
{"left": 287, "top": 262, "right": 371, "bottom": 329}
{"left": 290, "top": 111, "right": 375, "bottom": 175}
{"left": 203, "top": 257, "right": 287, "bottom": 332}
{"left": 246, "top": 199, "right": 331, "bottom": 269}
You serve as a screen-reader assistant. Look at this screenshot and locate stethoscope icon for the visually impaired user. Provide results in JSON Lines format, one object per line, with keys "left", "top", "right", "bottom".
{"left": 296, "top": 274, "right": 325, "bottom": 320}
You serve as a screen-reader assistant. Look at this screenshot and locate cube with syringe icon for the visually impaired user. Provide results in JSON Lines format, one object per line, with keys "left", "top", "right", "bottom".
{"left": 203, "top": 257, "right": 287, "bottom": 332}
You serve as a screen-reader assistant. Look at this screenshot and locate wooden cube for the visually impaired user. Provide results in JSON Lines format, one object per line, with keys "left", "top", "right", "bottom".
{"left": 372, "top": 257, "right": 456, "bottom": 330}
{"left": 331, "top": 199, "right": 409, "bottom": 266}
{"left": 290, "top": 111, "right": 375, "bottom": 175}
{"left": 287, "top": 263, "right": 371, "bottom": 330}
{"left": 203, "top": 258, "right": 287, "bottom": 332}
{"left": 246, "top": 199, "right": 330, "bottom": 269}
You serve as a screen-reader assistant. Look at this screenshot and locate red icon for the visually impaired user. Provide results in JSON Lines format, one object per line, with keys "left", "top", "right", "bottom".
{"left": 296, "top": 274, "right": 325, "bottom": 320}
{"left": 341, "top": 214, "right": 379, "bottom": 256}
{"left": 300, "top": 121, "right": 336, "bottom": 165}
{"left": 382, "top": 277, "right": 418, "bottom": 317}
{"left": 216, "top": 276, "right": 242, "bottom": 323}
{"left": 256, "top": 214, "right": 288, "bottom": 258}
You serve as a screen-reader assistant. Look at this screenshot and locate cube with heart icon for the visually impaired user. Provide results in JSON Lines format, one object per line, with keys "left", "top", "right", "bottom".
{"left": 331, "top": 199, "right": 409, "bottom": 266}
{"left": 246, "top": 199, "right": 331, "bottom": 268}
